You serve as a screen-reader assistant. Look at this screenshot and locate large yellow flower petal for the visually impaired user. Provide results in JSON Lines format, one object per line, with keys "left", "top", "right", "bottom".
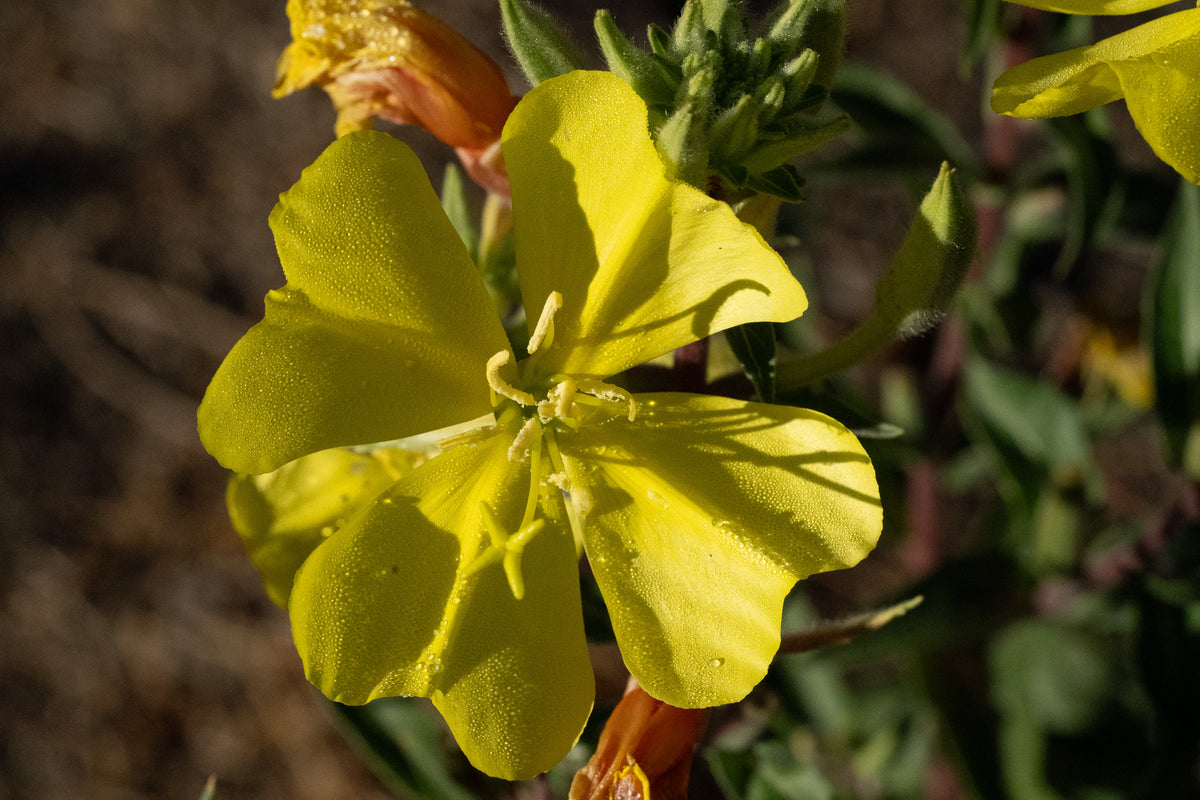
{"left": 1001, "top": 0, "right": 1180, "bottom": 14}
{"left": 226, "top": 447, "right": 415, "bottom": 607}
{"left": 502, "top": 72, "right": 808, "bottom": 381}
{"left": 198, "top": 131, "right": 509, "bottom": 474}
{"left": 558, "top": 393, "right": 882, "bottom": 708}
{"left": 992, "top": 9, "right": 1200, "bottom": 183}
{"left": 290, "top": 432, "right": 593, "bottom": 780}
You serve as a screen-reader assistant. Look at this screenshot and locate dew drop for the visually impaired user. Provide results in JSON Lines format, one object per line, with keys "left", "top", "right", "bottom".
{"left": 320, "top": 525, "right": 335, "bottom": 538}
{"left": 708, "top": 657, "right": 725, "bottom": 668}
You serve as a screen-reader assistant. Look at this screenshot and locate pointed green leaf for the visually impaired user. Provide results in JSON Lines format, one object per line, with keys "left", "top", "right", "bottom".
{"left": 1149, "top": 179, "right": 1200, "bottom": 475}
{"left": 329, "top": 698, "right": 477, "bottom": 800}
{"left": 963, "top": 357, "right": 1104, "bottom": 509}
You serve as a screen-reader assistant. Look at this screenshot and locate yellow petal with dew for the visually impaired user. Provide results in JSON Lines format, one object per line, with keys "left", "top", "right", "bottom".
{"left": 502, "top": 71, "right": 808, "bottom": 381}
{"left": 227, "top": 447, "right": 416, "bottom": 607}
{"left": 198, "top": 131, "right": 509, "bottom": 474}
{"left": 558, "top": 393, "right": 882, "bottom": 708}
{"left": 1000, "top": 0, "right": 1180, "bottom": 14}
{"left": 290, "top": 431, "right": 593, "bottom": 780}
{"left": 992, "top": 9, "right": 1200, "bottom": 183}
{"left": 1110, "top": 17, "right": 1200, "bottom": 184}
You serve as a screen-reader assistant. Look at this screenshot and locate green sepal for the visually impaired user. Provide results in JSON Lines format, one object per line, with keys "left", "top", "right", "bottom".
{"left": 673, "top": 0, "right": 708, "bottom": 55}
{"left": 767, "top": 0, "right": 846, "bottom": 88}
{"left": 647, "top": 23, "right": 674, "bottom": 58}
{"left": 499, "top": 0, "right": 586, "bottom": 87}
{"left": 1148, "top": 179, "right": 1200, "bottom": 477}
{"left": 594, "top": 10, "right": 678, "bottom": 111}
{"left": 740, "top": 111, "right": 849, "bottom": 174}
{"left": 710, "top": 94, "right": 760, "bottom": 162}
{"left": 779, "top": 49, "right": 820, "bottom": 109}
{"left": 744, "top": 163, "right": 806, "bottom": 202}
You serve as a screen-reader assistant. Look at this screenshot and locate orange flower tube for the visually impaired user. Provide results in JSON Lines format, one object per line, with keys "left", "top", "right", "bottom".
{"left": 275, "top": 0, "right": 518, "bottom": 193}
{"left": 570, "top": 683, "right": 710, "bottom": 800}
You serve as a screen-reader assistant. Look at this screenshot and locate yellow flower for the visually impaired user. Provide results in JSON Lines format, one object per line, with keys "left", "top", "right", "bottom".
{"left": 991, "top": 0, "right": 1200, "bottom": 184}
{"left": 275, "top": 0, "right": 518, "bottom": 193}
{"left": 199, "top": 71, "right": 881, "bottom": 779}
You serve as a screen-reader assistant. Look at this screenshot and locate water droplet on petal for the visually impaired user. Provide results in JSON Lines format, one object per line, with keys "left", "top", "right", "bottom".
{"left": 708, "top": 657, "right": 725, "bottom": 668}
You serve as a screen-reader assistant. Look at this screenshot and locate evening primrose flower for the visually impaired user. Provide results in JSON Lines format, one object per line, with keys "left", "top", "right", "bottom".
{"left": 275, "top": 0, "right": 518, "bottom": 193}
{"left": 991, "top": 0, "right": 1200, "bottom": 184}
{"left": 199, "top": 71, "right": 881, "bottom": 779}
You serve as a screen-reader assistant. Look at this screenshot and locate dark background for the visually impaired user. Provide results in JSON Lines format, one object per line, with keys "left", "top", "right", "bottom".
{"left": 0, "top": 1, "right": 984, "bottom": 797}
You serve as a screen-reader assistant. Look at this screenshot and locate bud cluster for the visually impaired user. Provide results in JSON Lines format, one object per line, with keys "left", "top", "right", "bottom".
{"left": 596, "top": 0, "right": 851, "bottom": 200}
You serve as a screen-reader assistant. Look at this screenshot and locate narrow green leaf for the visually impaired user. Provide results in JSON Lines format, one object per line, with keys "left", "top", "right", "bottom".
{"left": 196, "top": 776, "right": 217, "bottom": 800}
{"left": 724, "top": 321, "right": 777, "bottom": 401}
{"left": 440, "top": 164, "right": 477, "bottom": 259}
{"left": 1148, "top": 179, "right": 1200, "bottom": 477}
{"left": 955, "top": 0, "right": 1002, "bottom": 70}
{"left": 1047, "top": 112, "right": 1118, "bottom": 277}
{"left": 499, "top": 0, "right": 586, "bottom": 86}
{"left": 962, "top": 356, "right": 1103, "bottom": 508}
{"left": 331, "top": 697, "right": 479, "bottom": 800}
{"left": 673, "top": 0, "right": 708, "bottom": 55}
{"left": 744, "top": 163, "right": 806, "bottom": 201}
{"left": 831, "top": 62, "right": 980, "bottom": 178}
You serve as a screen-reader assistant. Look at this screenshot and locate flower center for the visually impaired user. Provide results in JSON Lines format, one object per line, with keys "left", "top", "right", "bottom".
{"left": 485, "top": 291, "right": 637, "bottom": 442}
{"left": 454, "top": 291, "right": 636, "bottom": 600}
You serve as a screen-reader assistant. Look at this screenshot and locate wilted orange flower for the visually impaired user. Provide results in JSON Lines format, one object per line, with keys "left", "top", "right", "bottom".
{"left": 570, "top": 682, "right": 710, "bottom": 800}
{"left": 274, "top": 0, "right": 518, "bottom": 194}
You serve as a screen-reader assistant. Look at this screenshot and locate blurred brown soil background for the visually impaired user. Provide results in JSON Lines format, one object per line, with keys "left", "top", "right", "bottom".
{"left": 0, "top": 1, "right": 981, "bottom": 798}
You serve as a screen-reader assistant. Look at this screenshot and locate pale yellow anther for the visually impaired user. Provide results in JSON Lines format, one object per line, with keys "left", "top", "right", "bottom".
{"left": 486, "top": 350, "right": 537, "bottom": 407}
{"left": 542, "top": 379, "right": 577, "bottom": 422}
{"left": 526, "top": 291, "right": 563, "bottom": 355}
{"left": 577, "top": 379, "right": 638, "bottom": 421}
{"left": 507, "top": 415, "right": 541, "bottom": 462}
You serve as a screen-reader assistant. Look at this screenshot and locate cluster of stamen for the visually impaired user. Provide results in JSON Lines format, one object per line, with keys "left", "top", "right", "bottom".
{"left": 463, "top": 291, "right": 635, "bottom": 600}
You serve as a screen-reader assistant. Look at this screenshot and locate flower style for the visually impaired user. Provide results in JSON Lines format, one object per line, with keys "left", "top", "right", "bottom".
{"left": 274, "top": 0, "right": 518, "bottom": 194}
{"left": 991, "top": 0, "right": 1200, "bottom": 184}
{"left": 199, "top": 71, "right": 881, "bottom": 779}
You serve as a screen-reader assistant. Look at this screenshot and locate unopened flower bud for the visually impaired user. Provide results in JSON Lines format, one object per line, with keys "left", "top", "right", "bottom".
{"left": 275, "top": 0, "right": 518, "bottom": 192}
